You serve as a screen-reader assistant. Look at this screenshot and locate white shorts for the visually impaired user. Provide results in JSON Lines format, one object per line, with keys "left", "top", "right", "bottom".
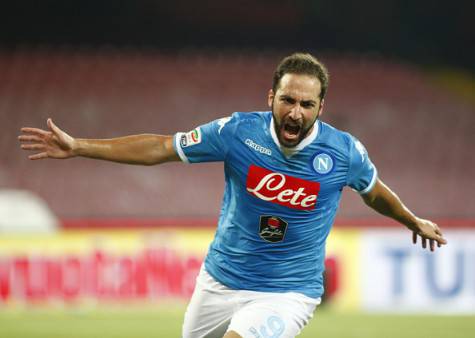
{"left": 182, "top": 266, "right": 321, "bottom": 338}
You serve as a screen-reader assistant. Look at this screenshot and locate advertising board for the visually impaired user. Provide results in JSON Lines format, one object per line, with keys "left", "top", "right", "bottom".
{"left": 0, "top": 225, "right": 473, "bottom": 314}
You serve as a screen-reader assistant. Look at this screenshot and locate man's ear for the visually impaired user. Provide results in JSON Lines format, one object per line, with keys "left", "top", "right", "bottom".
{"left": 317, "top": 99, "right": 325, "bottom": 118}
{"left": 267, "top": 89, "right": 274, "bottom": 108}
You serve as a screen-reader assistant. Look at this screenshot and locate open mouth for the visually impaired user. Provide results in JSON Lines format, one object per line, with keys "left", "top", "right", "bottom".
{"left": 282, "top": 122, "right": 301, "bottom": 140}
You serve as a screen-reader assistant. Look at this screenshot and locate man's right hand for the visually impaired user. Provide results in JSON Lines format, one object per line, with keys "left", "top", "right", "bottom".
{"left": 19, "top": 118, "right": 76, "bottom": 160}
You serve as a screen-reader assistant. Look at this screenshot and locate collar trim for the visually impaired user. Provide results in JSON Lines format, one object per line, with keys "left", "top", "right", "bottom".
{"left": 269, "top": 115, "right": 319, "bottom": 156}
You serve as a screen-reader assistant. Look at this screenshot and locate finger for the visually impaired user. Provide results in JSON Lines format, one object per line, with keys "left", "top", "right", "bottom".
{"left": 422, "top": 238, "right": 427, "bottom": 249}
{"left": 47, "top": 118, "right": 61, "bottom": 135}
{"left": 21, "top": 127, "right": 49, "bottom": 136}
{"left": 18, "top": 135, "right": 42, "bottom": 142}
{"left": 425, "top": 223, "right": 446, "bottom": 246}
{"left": 437, "top": 234, "right": 445, "bottom": 247}
{"left": 21, "top": 144, "right": 45, "bottom": 151}
{"left": 436, "top": 235, "right": 448, "bottom": 245}
{"left": 430, "top": 239, "right": 435, "bottom": 252}
{"left": 412, "top": 232, "right": 417, "bottom": 244}
{"left": 435, "top": 228, "right": 446, "bottom": 240}
{"left": 29, "top": 152, "right": 48, "bottom": 160}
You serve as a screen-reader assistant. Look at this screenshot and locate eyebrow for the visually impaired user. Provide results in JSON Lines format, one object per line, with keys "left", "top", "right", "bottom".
{"left": 279, "top": 95, "right": 317, "bottom": 105}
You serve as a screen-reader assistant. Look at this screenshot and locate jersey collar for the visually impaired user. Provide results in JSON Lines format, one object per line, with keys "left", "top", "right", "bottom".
{"left": 270, "top": 114, "right": 319, "bottom": 156}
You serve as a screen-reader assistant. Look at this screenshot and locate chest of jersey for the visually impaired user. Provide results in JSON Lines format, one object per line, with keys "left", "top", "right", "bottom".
{"left": 225, "top": 129, "right": 348, "bottom": 214}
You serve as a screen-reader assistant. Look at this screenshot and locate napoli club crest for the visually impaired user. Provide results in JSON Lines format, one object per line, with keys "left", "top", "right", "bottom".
{"left": 312, "top": 152, "right": 334, "bottom": 175}
{"left": 259, "top": 215, "right": 288, "bottom": 243}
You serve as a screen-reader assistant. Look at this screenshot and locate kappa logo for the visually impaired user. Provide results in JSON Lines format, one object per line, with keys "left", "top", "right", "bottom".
{"left": 180, "top": 128, "right": 202, "bottom": 148}
{"left": 355, "top": 140, "right": 366, "bottom": 163}
{"left": 217, "top": 117, "right": 231, "bottom": 134}
{"left": 246, "top": 165, "right": 320, "bottom": 210}
{"left": 245, "top": 139, "right": 272, "bottom": 156}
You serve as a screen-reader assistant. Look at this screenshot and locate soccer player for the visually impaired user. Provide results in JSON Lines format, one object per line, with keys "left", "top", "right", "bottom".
{"left": 19, "top": 53, "right": 447, "bottom": 338}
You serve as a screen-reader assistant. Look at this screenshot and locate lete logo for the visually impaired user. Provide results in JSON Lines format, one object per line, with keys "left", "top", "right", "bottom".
{"left": 246, "top": 165, "right": 320, "bottom": 210}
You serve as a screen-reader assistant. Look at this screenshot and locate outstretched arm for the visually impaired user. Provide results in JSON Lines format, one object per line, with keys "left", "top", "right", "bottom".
{"left": 19, "top": 118, "right": 180, "bottom": 165}
{"left": 362, "top": 178, "right": 447, "bottom": 252}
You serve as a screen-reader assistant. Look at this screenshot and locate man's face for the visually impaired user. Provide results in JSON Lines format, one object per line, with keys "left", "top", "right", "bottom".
{"left": 268, "top": 73, "right": 324, "bottom": 148}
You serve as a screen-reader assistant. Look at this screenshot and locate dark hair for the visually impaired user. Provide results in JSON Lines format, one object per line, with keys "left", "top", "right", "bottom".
{"left": 272, "top": 53, "right": 329, "bottom": 100}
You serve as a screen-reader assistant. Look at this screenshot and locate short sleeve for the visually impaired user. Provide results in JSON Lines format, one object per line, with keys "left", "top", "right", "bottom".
{"left": 173, "top": 113, "right": 239, "bottom": 163}
{"left": 346, "top": 136, "right": 378, "bottom": 194}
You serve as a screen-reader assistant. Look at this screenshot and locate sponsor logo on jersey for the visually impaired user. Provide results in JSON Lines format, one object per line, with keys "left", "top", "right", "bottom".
{"left": 245, "top": 139, "right": 272, "bottom": 156}
{"left": 246, "top": 165, "right": 320, "bottom": 210}
{"left": 180, "top": 128, "right": 202, "bottom": 148}
{"left": 259, "top": 215, "right": 288, "bottom": 243}
{"left": 312, "top": 152, "right": 334, "bottom": 175}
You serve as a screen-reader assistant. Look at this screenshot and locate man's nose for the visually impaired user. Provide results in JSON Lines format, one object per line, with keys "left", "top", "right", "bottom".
{"left": 289, "top": 104, "right": 303, "bottom": 120}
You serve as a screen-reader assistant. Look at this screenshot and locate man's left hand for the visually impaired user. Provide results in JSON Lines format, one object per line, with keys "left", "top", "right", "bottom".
{"left": 412, "top": 218, "right": 447, "bottom": 252}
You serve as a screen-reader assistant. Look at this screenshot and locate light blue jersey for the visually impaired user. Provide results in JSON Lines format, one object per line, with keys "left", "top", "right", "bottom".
{"left": 174, "top": 111, "right": 377, "bottom": 298}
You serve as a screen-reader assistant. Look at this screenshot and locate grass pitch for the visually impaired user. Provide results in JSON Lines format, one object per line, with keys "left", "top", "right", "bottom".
{"left": 0, "top": 305, "right": 473, "bottom": 338}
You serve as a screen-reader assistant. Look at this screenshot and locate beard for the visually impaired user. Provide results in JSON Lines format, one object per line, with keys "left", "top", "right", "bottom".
{"left": 272, "top": 104, "right": 318, "bottom": 148}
